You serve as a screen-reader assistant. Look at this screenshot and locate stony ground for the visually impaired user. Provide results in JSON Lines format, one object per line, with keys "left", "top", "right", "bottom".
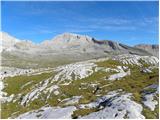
{"left": 0, "top": 54, "right": 159, "bottom": 119}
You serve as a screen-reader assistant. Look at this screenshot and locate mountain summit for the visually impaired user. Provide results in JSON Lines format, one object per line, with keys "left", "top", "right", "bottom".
{"left": 41, "top": 33, "right": 94, "bottom": 50}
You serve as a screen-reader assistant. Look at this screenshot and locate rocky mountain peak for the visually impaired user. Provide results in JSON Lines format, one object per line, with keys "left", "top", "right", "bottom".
{"left": 0, "top": 32, "right": 20, "bottom": 52}
{"left": 0, "top": 32, "right": 36, "bottom": 52}
{"left": 41, "top": 32, "right": 94, "bottom": 50}
{"left": 1, "top": 31, "right": 20, "bottom": 44}
{"left": 52, "top": 32, "right": 93, "bottom": 43}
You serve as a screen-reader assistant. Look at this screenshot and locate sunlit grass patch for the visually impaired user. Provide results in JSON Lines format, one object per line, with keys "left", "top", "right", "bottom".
{"left": 3, "top": 72, "right": 54, "bottom": 96}
{"left": 96, "top": 59, "right": 124, "bottom": 68}
{"left": 72, "top": 108, "right": 99, "bottom": 119}
{"left": 142, "top": 106, "right": 159, "bottom": 119}
{"left": 1, "top": 102, "right": 22, "bottom": 119}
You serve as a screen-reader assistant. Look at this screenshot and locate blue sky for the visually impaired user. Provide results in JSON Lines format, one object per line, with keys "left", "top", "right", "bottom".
{"left": 1, "top": 1, "right": 159, "bottom": 45}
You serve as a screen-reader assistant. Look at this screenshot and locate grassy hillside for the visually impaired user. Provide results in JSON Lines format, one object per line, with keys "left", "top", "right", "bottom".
{"left": 1, "top": 59, "right": 159, "bottom": 119}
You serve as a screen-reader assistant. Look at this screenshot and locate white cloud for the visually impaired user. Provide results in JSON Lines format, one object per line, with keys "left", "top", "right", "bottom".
{"left": 65, "top": 16, "right": 158, "bottom": 32}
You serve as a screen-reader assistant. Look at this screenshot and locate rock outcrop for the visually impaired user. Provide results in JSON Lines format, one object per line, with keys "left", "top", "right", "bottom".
{"left": 134, "top": 44, "right": 159, "bottom": 57}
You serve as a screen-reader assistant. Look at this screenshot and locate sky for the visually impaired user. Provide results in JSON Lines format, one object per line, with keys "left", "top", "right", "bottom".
{"left": 1, "top": 1, "right": 159, "bottom": 45}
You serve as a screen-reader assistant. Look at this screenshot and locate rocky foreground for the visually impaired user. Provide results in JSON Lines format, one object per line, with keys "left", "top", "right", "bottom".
{"left": 1, "top": 54, "right": 159, "bottom": 119}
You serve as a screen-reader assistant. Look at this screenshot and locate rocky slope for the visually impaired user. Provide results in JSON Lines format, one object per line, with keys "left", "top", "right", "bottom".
{"left": 0, "top": 32, "right": 20, "bottom": 52}
{"left": 1, "top": 54, "right": 159, "bottom": 119}
{"left": 1, "top": 32, "right": 155, "bottom": 68}
{"left": 134, "top": 44, "right": 159, "bottom": 57}
{"left": 0, "top": 32, "right": 159, "bottom": 119}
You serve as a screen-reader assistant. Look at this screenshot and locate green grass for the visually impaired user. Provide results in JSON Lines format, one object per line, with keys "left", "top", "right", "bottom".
{"left": 60, "top": 70, "right": 110, "bottom": 104}
{"left": 62, "top": 60, "right": 158, "bottom": 118}
{"left": 72, "top": 108, "right": 99, "bottom": 118}
{"left": 142, "top": 106, "right": 159, "bottom": 119}
{"left": 1, "top": 98, "right": 47, "bottom": 119}
{"left": 103, "top": 67, "right": 158, "bottom": 103}
{"left": 1, "top": 72, "right": 55, "bottom": 119}
{"left": 2, "top": 52, "right": 79, "bottom": 69}
{"left": 96, "top": 59, "right": 124, "bottom": 68}
{"left": 78, "top": 61, "right": 158, "bottom": 118}
{"left": 1, "top": 102, "right": 22, "bottom": 119}
{"left": 1, "top": 59, "right": 159, "bottom": 119}
{"left": 3, "top": 72, "right": 54, "bottom": 96}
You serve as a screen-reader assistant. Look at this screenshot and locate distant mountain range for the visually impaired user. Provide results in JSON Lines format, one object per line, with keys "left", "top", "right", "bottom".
{"left": 134, "top": 44, "right": 159, "bottom": 58}
{"left": 1, "top": 32, "right": 159, "bottom": 68}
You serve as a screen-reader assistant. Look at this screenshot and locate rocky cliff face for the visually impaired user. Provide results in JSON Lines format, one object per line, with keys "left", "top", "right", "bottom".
{"left": 134, "top": 44, "right": 159, "bottom": 57}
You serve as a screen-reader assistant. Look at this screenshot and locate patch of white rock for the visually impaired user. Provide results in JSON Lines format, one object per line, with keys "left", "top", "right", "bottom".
{"left": 53, "top": 61, "right": 97, "bottom": 82}
{"left": 81, "top": 90, "right": 145, "bottom": 119}
{"left": 19, "top": 61, "right": 97, "bottom": 106}
{"left": 15, "top": 106, "right": 76, "bottom": 119}
{"left": 113, "top": 54, "right": 159, "bottom": 66}
{"left": 0, "top": 67, "right": 33, "bottom": 80}
{"left": 20, "top": 78, "right": 60, "bottom": 106}
{"left": 107, "top": 66, "right": 130, "bottom": 81}
{"left": 16, "top": 90, "right": 145, "bottom": 119}
{"left": 142, "top": 84, "right": 159, "bottom": 111}
{"left": 0, "top": 67, "right": 54, "bottom": 80}
{"left": 0, "top": 80, "right": 15, "bottom": 103}
{"left": 61, "top": 96, "right": 82, "bottom": 106}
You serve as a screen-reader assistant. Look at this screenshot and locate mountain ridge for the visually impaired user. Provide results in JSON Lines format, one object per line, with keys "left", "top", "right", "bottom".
{"left": 1, "top": 31, "right": 158, "bottom": 53}
{"left": 1, "top": 31, "right": 158, "bottom": 68}
{"left": 134, "top": 44, "right": 159, "bottom": 57}
{"left": 1, "top": 31, "right": 158, "bottom": 46}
